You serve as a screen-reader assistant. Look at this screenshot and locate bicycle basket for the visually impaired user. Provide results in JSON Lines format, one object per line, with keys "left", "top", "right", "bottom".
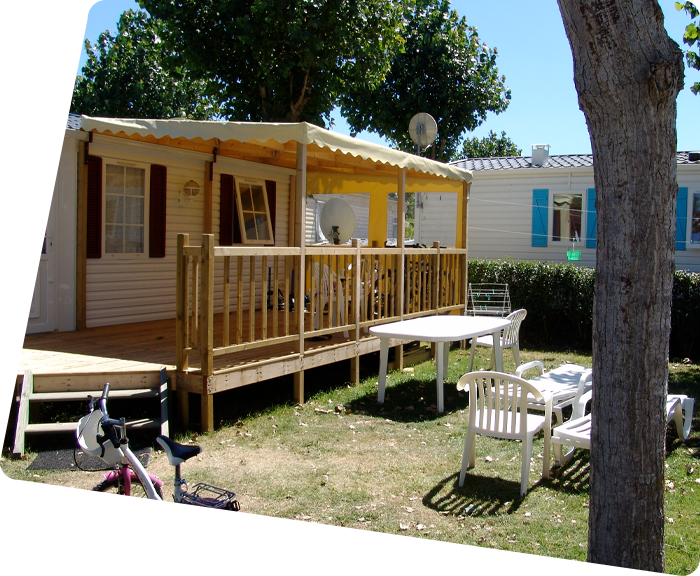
{"left": 76, "top": 409, "right": 123, "bottom": 466}
{"left": 181, "top": 482, "right": 240, "bottom": 511}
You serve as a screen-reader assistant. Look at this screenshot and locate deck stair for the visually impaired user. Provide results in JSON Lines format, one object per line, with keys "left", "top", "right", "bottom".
{"left": 12, "top": 367, "right": 169, "bottom": 458}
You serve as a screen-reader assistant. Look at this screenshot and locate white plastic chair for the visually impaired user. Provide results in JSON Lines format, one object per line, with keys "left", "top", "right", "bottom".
{"left": 551, "top": 390, "right": 695, "bottom": 467}
{"left": 468, "top": 308, "right": 527, "bottom": 371}
{"left": 457, "top": 371, "right": 552, "bottom": 497}
{"left": 515, "top": 361, "right": 592, "bottom": 425}
{"left": 310, "top": 262, "right": 347, "bottom": 335}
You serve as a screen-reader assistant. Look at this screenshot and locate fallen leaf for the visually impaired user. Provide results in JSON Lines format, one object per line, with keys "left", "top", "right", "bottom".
{"left": 299, "top": 422, "right": 308, "bottom": 427}
{"left": 399, "top": 523, "right": 409, "bottom": 531}
{"left": 416, "top": 524, "right": 425, "bottom": 531}
{"left": 485, "top": 456, "right": 493, "bottom": 462}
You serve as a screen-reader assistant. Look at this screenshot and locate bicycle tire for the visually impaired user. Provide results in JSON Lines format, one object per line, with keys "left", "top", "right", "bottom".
{"left": 80, "top": 478, "right": 163, "bottom": 536}
{"left": 198, "top": 509, "right": 257, "bottom": 576}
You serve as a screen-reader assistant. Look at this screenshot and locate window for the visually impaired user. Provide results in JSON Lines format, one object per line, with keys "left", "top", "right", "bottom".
{"left": 531, "top": 188, "right": 594, "bottom": 248}
{"left": 236, "top": 178, "right": 274, "bottom": 245}
{"left": 691, "top": 192, "right": 700, "bottom": 245}
{"left": 104, "top": 163, "right": 146, "bottom": 253}
{"left": 552, "top": 193, "right": 582, "bottom": 242}
{"left": 0, "top": 150, "right": 47, "bottom": 254}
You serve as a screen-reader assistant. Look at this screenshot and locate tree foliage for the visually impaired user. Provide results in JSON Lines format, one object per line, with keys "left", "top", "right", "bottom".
{"left": 339, "top": 0, "right": 511, "bottom": 162}
{"left": 676, "top": 1, "right": 700, "bottom": 95}
{"left": 71, "top": 10, "right": 221, "bottom": 119}
{"left": 138, "top": 0, "right": 405, "bottom": 126}
{"left": 461, "top": 130, "right": 521, "bottom": 158}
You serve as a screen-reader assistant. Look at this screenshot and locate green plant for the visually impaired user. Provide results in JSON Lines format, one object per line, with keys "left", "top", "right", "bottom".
{"left": 468, "top": 258, "right": 700, "bottom": 360}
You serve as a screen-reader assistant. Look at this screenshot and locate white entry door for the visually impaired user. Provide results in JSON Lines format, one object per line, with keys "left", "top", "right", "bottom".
{"left": 0, "top": 142, "right": 57, "bottom": 334}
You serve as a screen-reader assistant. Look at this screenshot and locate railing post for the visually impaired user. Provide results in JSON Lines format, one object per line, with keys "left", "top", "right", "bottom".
{"left": 433, "top": 241, "right": 441, "bottom": 312}
{"left": 0, "top": 230, "right": 17, "bottom": 436}
{"left": 200, "top": 234, "right": 215, "bottom": 432}
{"left": 350, "top": 239, "right": 362, "bottom": 384}
{"left": 175, "top": 233, "right": 190, "bottom": 429}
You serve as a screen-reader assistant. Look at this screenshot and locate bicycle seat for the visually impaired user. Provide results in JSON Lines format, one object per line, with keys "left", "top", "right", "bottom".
{"left": 157, "top": 435, "right": 202, "bottom": 466}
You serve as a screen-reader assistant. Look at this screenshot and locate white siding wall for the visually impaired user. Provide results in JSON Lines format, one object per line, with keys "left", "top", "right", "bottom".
{"left": 86, "top": 135, "right": 294, "bottom": 327}
{"left": 415, "top": 166, "right": 700, "bottom": 272}
{"left": 465, "top": 171, "right": 597, "bottom": 267}
{"left": 676, "top": 167, "right": 700, "bottom": 272}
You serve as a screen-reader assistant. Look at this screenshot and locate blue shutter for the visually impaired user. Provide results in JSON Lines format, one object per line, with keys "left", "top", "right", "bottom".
{"left": 586, "top": 188, "right": 596, "bottom": 249}
{"left": 532, "top": 189, "right": 548, "bottom": 247}
{"left": 676, "top": 187, "right": 688, "bottom": 251}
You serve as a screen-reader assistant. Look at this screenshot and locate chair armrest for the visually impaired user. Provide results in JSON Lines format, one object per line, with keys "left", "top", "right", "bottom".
{"left": 515, "top": 360, "right": 544, "bottom": 379}
{"left": 571, "top": 389, "right": 593, "bottom": 420}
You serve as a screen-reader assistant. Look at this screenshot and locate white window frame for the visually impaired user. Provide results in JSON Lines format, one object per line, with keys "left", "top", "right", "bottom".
{"left": 550, "top": 191, "right": 585, "bottom": 244}
{"left": 235, "top": 177, "right": 274, "bottom": 245}
{"left": 688, "top": 189, "right": 700, "bottom": 249}
{"left": 102, "top": 159, "right": 150, "bottom": 258}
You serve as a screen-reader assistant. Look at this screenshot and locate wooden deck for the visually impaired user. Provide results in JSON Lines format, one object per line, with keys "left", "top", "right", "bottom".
{"left": 20, "top": 318, "right": 178, "bottom": 377}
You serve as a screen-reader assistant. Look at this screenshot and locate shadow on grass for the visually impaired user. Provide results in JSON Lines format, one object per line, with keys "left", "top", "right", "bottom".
{"left": 423, "top": 472, "right": 526, "bottom": 516}
{"left": 545, "top": 452, "right": 590, "bottom": 494}
{"left": 345, "top": 378, "right": 470, "bottom": 424}
{"left": 20, "top": 532, "right": 391, "bottom": 576}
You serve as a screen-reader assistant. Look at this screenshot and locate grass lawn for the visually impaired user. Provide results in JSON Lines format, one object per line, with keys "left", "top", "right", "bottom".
{"left": 2, "top": 345, "right": 699, "bottom": 573}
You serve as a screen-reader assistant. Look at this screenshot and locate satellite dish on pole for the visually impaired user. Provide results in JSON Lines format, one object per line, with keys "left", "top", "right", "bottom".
{"left": 408, "top": 113, "right": 438, "bottom": 156}
{"left": 319, "top": 198, "right": 356, "bottom": 244}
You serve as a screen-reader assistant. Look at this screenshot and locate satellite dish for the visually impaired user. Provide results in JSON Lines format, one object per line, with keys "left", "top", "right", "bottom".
{"left": 319, "top": 198, "right": 356, "bottom": 245}
{"left": 408, "top": 113, "right": 438, "bottom": 154}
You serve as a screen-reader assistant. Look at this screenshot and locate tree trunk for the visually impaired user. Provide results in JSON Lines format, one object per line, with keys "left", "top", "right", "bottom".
{"left": 556, "top": 1, "right": 684, "bottom": 571}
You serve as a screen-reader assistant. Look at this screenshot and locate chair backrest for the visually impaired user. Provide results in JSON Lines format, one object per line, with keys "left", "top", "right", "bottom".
{"left": 457, "top": 371, "right": 544, "bottom": 439}
{"left": 467, "top": 283, "right": 511, "bottom": 317}
{"left": 502, "top": 308, "right": 527, "bottom": 346}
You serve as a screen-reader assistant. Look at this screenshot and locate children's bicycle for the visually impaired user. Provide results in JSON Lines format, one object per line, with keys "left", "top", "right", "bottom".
{"left": 76, "top": 384, "right": 256, "bottom": 576}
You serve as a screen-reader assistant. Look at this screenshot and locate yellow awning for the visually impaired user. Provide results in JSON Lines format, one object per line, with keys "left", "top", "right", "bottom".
{"left": 80, "top": 116, "right": 472, "bottom": 186}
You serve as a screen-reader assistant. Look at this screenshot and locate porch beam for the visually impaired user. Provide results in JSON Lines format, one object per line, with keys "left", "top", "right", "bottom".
{"left": 203, "top": 161, "right": 213, "bottom": 234}
{"left": 76, "top": 142, "right": 88, "bottom": 330}
{"left": 294, "top": 142, "right": 307, "bottom": 405}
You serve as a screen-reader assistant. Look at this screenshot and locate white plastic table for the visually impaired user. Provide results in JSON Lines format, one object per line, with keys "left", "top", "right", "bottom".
{"left": 369, "top": 315, "right": 511, "bottom": 413}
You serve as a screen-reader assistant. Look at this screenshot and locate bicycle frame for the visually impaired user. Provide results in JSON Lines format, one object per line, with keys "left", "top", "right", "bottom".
{"left": 102, "top": 444, "right": 164, "bottom": 500}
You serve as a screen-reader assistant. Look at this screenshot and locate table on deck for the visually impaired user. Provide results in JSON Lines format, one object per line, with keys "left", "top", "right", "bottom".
{"left": 370, "top": 315, "right": 511, "bottom": 413}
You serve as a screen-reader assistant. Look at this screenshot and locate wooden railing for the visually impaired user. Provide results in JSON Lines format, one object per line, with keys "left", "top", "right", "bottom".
{"left": 175, "top": 234, "right": 467, "bottom": 379}
{"left": 0, "top": 230, "right": 17, "bottom": 434}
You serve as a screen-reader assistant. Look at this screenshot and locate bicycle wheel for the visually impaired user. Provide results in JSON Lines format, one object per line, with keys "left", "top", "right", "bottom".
{"left": 199, "top": 510, "right": 256, "bottom": 576}
{"left": 80, "top": 478, "right": 163, "bottom": 536}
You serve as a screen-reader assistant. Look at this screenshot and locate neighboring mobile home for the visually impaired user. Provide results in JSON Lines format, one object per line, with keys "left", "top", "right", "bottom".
{"left": 414, "top": 146, "right": 700, "bottom": 272}
{"left": 21, "top": 114, "right": 472, "bottom": 433}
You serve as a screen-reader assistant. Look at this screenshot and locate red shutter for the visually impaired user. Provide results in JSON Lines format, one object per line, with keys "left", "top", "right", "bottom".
{"left": 149, "top": 164, "right": 167, "bottom": 258}
{"left": 86, "top": 155, "right": 102, "bottom": 258}
{"left": 220, "top": 174, "right": 234, "bottom": 246}
{"left": 265, "top": 180, "right": 277, "bottom": 240}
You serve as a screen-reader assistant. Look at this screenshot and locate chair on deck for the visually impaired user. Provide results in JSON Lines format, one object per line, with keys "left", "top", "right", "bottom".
{"left": 468, "top": 308, "right": 527, "bottom": 372}
{"left": 515, "top": 361, "right": 592, "bottom": 425}
{"left": 310, "top": 262, "right": 347, "bottom": 336}
{"left": 457, "top": 371, "right": 552, "bottom": 497}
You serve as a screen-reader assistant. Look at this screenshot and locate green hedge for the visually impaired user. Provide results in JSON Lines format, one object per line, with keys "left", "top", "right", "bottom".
{"left": 467, "top": 258, "right": 700, "bottom": 359}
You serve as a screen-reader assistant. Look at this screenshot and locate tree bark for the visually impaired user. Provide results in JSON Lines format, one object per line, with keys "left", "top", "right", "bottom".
{"left": 556, "top": 1, "right": 683, "bottom": 571}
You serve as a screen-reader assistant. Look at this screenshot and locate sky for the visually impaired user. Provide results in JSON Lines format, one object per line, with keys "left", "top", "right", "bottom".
{"left": 75, "top": 0, "right": 699, "bottom": 156}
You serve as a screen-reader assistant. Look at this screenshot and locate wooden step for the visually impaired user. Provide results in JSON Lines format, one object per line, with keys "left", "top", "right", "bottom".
{"left": 29, "top": 388, "right": 159, "bottom": 403}
{"left": 25, "top": 418, "right": 159, "bottom": 434}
